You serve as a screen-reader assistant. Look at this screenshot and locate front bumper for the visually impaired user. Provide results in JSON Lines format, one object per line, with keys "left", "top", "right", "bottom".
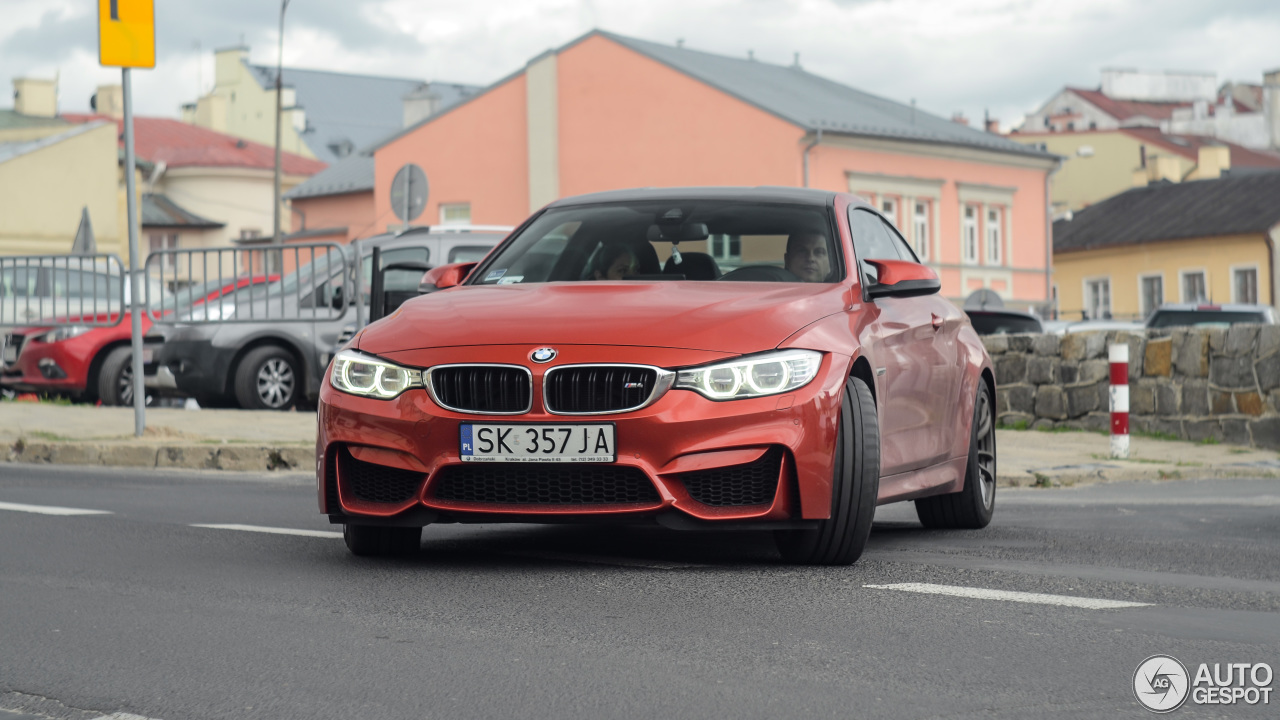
{"left": 318, "top": 345, "right": 849, "bottom": 525}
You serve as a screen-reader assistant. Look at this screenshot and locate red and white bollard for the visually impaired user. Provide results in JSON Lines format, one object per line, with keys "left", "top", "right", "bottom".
{"left": 1109, "top": 343, "right": 1129, "bottom": 459}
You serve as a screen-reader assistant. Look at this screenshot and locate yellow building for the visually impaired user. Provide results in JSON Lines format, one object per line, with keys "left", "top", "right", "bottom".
{"left": 1052, "top": 172, "right": 1280, "bottom": 321}
{"left": 1010, "top": 128, "right": 1280, "bottom": 214}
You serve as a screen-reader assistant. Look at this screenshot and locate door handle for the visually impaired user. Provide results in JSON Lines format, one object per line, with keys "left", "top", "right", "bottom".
{"left": 931, "top": 314, "right": 944, "bottom": 330}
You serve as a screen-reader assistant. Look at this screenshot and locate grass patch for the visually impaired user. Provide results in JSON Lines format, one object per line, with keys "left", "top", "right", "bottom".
{"left": 1227, "top": 448, "right": 1251, "bottom": 455}
{"left": 1200, "top": 436, "right": 1220, "bottom": 446}
{"left": 1133, "top": 429, "right": 1183, "bottom": 442}
{"left": 1089, "top": 453, "right": 1166, "bottom": 464}
{"left": 1031, "top": 472, "right": 1053, "bottom": 488}
{"left": 1157, "top": 469, "right": 1183, "bottom": 480}
{"left": 999, "top": 419, "right": 1030, "bottom": 431}
{"left": 23, "top": 430, "right": 73, "bottom": 442}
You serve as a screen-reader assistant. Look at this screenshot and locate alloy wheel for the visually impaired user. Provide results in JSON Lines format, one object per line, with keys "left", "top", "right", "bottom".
{"left": 256, "top": 358, "right": 295, "bottom": 409}
{"left": 974, "top": 389, "right": 996, "bottom": 509}
{"left": 118, "top": 361, "right": 133, "bottom": 406}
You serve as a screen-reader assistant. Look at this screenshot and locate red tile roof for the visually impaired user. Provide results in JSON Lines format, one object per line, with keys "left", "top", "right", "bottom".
{"left": 1066, "top": 87, "right": 1191, "bottom": 122}
{"left": 1120, "top": 127, "right": 1280, "bottom": 168}
{"left": 60, "top": 113, "right": 326, "bottom": 175}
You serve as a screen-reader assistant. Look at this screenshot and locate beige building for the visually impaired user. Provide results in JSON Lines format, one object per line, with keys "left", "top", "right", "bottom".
{"left": 1052, "top": 171, "right": 1280, "bottom": 321}
{"left": 1010, "top": 127, "right": 1280, "bottom": 214}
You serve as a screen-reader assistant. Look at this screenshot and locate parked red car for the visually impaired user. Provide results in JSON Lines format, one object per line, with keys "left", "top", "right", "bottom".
{"left": 2, "top": 274, "right": 277, "bottom": 404}
{"left": 318, "top": 188, "right": 996, "bottom": 564}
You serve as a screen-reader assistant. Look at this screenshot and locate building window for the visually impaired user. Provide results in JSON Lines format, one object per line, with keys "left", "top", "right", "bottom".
{"left": 708, "top": 234, "right": 741, "bottom": 263}
{"left": 1233, "top": 267, "right": 1259, "bottom": 304}
{"left": 1140, "top": 274, "right": 1164, "bottom": 318}
{"left": 440, "top": 203, "right": 471, "bottom": 225}
{"left": 1085, "top": 277, "right": 1111, "bottom": 320}
{"left": 1181, "top": 270, "right": 1207, "bottom": 303}
{"left": 912, "top": 201, "right": 929, "bottom": 261}
{"left": 148, "top": 233, "right": 179, "bottom": 269}
{"left": 962, "top": 205, "right": 978, "bottom": 264}
{"left": 880, "top": 197, "right": 897, "bottom": 228}
{"left": 985, "top": 207, "right": 1002, "bottom": 265}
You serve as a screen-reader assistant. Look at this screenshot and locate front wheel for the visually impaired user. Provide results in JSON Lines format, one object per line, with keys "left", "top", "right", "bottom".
{"left": 774, "top": 376, "right": 880, "bottom": 565}
{"left": 915, "top": 382, "right": 996, "bottom": 529}
{"left": 234, "top": 345, "right": 299, "bottom": 410}
{"left": 98, "top": 346, "right": 136, "bottom": 406}
{"left": 343, "top": 524, "right": 421, "bottom": 557}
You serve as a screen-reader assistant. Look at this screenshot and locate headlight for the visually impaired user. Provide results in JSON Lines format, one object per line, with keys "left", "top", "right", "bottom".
{"left": 330, "top": 349, "right": 422, "bottom": 399}
{"left": 179, "top": 302, "right": 236, "bottom": 322}
{"left": 675, "top": 350, "right": 823, "bottom": 400}
{"left": 41, "top": 326, "right": 93, "bottom": 343}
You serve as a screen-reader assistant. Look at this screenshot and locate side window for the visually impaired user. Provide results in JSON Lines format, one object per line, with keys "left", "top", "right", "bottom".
{"left": 848, "top": 208, "right": 903, "bottom": 284}
{"left": 448, "top": 245, "right": 492, "bottom": 264}
{"left": 878, "top": 218, "right": 919, "bottom": 264}
{"left": 367, "top": 246, "right": 430, "bottom": 293}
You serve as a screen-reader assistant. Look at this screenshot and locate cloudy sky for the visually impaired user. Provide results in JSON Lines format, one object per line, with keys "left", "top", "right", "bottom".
{"left": 3, "top": 0, "right": 1277, "bottom": 131}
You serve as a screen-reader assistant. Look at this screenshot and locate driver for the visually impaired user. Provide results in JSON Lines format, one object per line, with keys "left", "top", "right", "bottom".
{"left": 591, "top": 244, "right": 639, "bottom": 281}
{"left": 784, "top": 233, "right": 831, "bottom": 282}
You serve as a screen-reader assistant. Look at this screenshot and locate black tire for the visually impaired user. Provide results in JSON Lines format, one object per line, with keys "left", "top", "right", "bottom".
{"left": 97, "top": 346, "right": 136, "bottom": 406}
{"left": 233, "top": 345, "right": 299, "bottom": 411}
{"left": 774, "top": 376, "right": 880, "bottom": 565}
{"left": 915, "top": 382, "right": 996, "bottom": 529}
{"left": 343, "top": 524, "right": 421, "bottom": 557}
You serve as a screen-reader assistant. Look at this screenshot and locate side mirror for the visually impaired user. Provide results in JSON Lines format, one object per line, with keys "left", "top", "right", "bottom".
{"left": 329, "top": 284, "right": 345, "bottom": 310}
{"left": 418, "top": 262, "right": 478, "bottom": 293}
{"left": 864, "top": 259, "right": 941, "bottom": 299}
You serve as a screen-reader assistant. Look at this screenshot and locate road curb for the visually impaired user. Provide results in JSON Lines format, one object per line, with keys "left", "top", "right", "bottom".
{"left": 7, "top": 439, "right": 312, "bottom": 473}
{"left": 997, "top": 465, "right": 1280, "bottom": 489}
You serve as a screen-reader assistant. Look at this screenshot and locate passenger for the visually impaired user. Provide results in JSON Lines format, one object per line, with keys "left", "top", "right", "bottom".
{"left": 784, "top": 233, "right": 831, "bottom": 282}
{"left": 592, "top": 245, "right": 639, "bottom": 280}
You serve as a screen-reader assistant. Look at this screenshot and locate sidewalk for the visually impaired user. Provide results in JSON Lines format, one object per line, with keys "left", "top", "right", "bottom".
{"left": 2, "top": 402, "right": 1278, "bottom": 483}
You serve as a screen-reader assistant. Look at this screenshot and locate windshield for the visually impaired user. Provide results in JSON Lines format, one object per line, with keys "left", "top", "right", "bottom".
{"left": 967, "top": 312, "right": 1043, "bottom": 335}
{"left": 471, "top": 200, "right": 841, "bottom": 285}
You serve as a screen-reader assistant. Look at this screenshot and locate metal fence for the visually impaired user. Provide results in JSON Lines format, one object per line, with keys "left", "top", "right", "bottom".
{"left": 0, "top": 254, "right": 129, "bottom": 327}
{"left": 144, "top": 242, "right": 353, "bottom": 324}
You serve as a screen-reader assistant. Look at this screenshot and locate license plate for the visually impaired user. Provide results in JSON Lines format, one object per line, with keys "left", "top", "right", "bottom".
{"left": 142, "top": 347, "right": 154, "bottom": 363}
{"left": 460, "top": 423, "right": 615, "bottom": 463}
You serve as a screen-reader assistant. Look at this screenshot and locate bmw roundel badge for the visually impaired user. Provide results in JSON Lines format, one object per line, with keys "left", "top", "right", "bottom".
{"left": 530, "top": 347, "right": 557, "bottom": 363}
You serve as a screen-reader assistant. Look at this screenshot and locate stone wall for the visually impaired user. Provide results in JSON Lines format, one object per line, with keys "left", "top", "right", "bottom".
{"left": 984, "top": 324, "right": 1280, "bottom": 449}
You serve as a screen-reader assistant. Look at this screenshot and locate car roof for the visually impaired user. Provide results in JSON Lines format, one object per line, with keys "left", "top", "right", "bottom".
{"left": 1152, "top": 303, "right": 1271, "bottom": 312}
{"left": 546, "top": 186, "right": 841, "bottom": 208}
{"left": 359, "top": 226, "right": 511, "bottom": 249}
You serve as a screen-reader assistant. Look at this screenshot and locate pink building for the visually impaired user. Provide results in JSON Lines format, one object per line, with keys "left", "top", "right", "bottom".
{"left": 334, "top": 31, "right": 1058, "bottom": 310}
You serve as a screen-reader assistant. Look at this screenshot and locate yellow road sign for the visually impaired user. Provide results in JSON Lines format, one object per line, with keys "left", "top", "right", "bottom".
{"left": 98, "top": 0, "right": 155, "bottom": 68}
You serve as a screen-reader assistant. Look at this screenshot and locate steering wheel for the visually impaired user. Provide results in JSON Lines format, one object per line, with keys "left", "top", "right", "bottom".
{"left": 718, "top": 265, "right": 805, "bottom": 283}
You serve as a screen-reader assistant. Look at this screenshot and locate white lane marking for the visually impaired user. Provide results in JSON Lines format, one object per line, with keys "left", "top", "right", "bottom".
{"left": 0, "top": 500, "right": 112, "bottom": 516}
{"left": 190, "top": 523, "right": 343, "bottom": 539}
{"left": 864, "top": 582, "right": 1150, "bottom": 610}
{"left": 91, "top": 713, "right": 164, "bottom": 720}
{"left": 504, "top": 549, "right": 708, "bottom": 570}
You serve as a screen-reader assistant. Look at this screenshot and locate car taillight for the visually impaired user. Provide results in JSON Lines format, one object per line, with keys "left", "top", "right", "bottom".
{"left": 1197, "top": 304, "right": 1221, "bottom": 311}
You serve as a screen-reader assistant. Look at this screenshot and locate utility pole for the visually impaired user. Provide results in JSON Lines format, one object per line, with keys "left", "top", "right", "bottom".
{"left": 273, "top": 0, "right": 291, "bottom": 244}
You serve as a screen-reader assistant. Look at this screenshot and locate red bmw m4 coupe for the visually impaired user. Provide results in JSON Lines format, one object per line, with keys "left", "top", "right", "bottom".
{"left": 318, "top": 187, "right": 996, "bottom": 564}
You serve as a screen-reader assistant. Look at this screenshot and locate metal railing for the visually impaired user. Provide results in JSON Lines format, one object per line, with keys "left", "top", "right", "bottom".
{"left": 145, "top": 242, "right": 352, "bottom": 324}
{"left": 0, "top": 254, "right": 128, "bottom": 327}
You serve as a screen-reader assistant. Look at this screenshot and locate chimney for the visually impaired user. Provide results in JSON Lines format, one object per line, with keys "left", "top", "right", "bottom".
{"left": 402, "top": 84, "right": 440, "bottom": 128}
{"left": 985, "top": 117, "right": 1000, "bottom": 133}
{"left": 951, "top": 113, "right": 969, "bottom": 126}
{"left": 91, "top": 84, "right": 125, "bottom": 119}
{"left": 1265, "top": 67, "right": 1280, "bottom": 150}
{"left": 1195, "top": 144, "right": 1230, "bottom": 180}
{"left": 13, "top": 77, "right": 57, "bottom": 117}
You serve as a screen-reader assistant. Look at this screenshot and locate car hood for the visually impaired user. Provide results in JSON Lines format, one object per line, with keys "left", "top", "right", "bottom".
{"left": 357, "top": 282, "right": 849, "bottom": 354}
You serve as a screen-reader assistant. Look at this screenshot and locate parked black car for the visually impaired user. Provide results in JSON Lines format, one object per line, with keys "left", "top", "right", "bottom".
{"left": 965, "top": 309, "right": 1044, "bottom": 335}
{"left": 152, "top": 227, "right": 506, "bottom": 410}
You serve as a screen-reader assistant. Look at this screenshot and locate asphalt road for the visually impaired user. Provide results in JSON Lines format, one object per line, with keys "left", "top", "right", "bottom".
{"left": 0, "top": 463, "right": 1277, "bottom": 720}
